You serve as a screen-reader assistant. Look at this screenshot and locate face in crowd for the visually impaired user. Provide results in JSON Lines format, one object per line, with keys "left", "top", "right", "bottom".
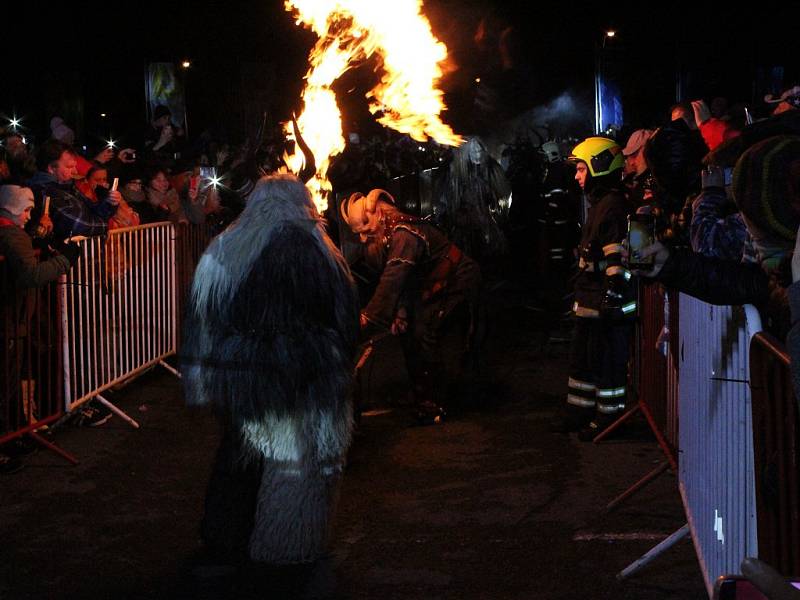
{"left": 87, "top": 168, "right": 109, "bottom": 190}
{"left": 149, "top": 171, "right": 170, "bottom": 194}
{"left": 47, "top": 151, "right": 79, "bottom": 184}
{"left": 574, "top": 162, "right": 589, "bottom": 190}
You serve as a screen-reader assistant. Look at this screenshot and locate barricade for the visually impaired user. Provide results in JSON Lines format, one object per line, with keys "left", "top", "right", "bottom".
{"left": 61, "top": 223, "right": 178, "bottom": 427}
{"left": 612, "top": 288, "right": 762, "bottom": 594}
{"left": 1, "top": 255, "right": 65, "bottom": 449}
{"left": 677, "top": 296, "right": 761, "bottom": 596}
{"left": 174, "top": 222, "right": 216, "bottom": 342}
{"left": 749, "top": 332, "right": 800, "bottom": 577}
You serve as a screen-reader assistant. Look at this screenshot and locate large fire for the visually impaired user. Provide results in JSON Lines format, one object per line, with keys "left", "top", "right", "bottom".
{"left": 284, "top": 0, "right": 463, "bottom": 212}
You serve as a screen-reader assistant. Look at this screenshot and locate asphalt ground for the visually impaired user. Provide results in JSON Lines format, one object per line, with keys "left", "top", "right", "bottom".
{"left": 0, "top": 283, "right": 707, "bottom": 599}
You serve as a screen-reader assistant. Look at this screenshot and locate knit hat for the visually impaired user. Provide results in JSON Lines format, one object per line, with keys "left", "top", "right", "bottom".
{"left": 732, "top": 135, "right": 800, "bottom": 242}
{"left": 0, "top": 185, "right": 34, "bottom": 216}
{"left": 50, "top": 116, "right": 75, "bottom": 146}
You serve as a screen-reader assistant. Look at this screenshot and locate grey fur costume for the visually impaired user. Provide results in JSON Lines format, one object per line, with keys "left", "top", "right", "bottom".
{"left": 180, "top": 174, "right": 359, "bottom": 564}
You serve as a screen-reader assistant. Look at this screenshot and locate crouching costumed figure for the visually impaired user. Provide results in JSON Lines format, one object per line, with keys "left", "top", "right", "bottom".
{"left": 341, "top": 189, "right": 482, "bottom": 424}
{"left": 180, "top": 174, "right": 359, "bottom": 565}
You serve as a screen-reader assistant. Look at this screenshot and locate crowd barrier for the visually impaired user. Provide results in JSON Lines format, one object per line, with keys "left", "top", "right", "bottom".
{"left": 0, "top": 255, "right": 65, "bottom": 449}
{"left": 62, "top": 224, "right": 178, "bottom": 426}
{"left": 613, "top": 287, "right": 765, "bottom": 596}
{"left": 749, "top": 332, "right": 800, "bottom": 578}
{"left": 677, "top": 297, "right": 761, "bottom": 597}
{"left": 1, "top": 222, "right": 214, "bottom": 459}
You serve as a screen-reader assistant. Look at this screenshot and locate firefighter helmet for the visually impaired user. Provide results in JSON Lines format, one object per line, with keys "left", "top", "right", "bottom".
{"left": 569, "top": 137, "right": 624, "bottom": 178}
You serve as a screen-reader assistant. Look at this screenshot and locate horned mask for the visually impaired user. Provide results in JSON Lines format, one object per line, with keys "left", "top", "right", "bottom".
{"left": 339, "top": 189, "right": 395, "bottom": 241}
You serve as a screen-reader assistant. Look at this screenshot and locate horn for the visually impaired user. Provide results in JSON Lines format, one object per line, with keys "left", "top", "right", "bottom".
{"left": 292, "top": 113, "right": 317, "bottom": 183}
{"left": 340, "top": 192, "right": 364, "bottom": 226}
{"left": 365, "top": 189, "right": 395, "bottom": 215}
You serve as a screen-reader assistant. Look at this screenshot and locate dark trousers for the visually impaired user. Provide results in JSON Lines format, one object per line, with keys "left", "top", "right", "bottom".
{"left": 567, "top": 316, "right": 632, "bottom": 416}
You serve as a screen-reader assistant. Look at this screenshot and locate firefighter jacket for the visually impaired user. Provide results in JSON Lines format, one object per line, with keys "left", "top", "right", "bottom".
{"left": 362, "top": 213, "right": 480, "bottom": 328}
{"left": 574, "top": 186, "right": 636, "bottom": 318}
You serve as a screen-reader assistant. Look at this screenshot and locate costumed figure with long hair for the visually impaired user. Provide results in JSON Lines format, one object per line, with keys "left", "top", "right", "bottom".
{"left": 341, "top": 189, "right": 482, "bottom": 424}
{"left": 180, "top": 174, "right": 359, "bottom": 567}
{"left": 436, "top": 136, "right": 512, "bottom": 262}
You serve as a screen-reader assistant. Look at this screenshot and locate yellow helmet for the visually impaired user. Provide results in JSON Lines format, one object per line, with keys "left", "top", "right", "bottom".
{"left": 569, "top": 137, "right": 624, "bottom": 178}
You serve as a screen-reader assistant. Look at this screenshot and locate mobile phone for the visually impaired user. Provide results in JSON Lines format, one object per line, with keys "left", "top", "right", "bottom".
{"left": 714, "top": 575, "right": 800, "bottom": 600}
{"left": 627, "top": 213, "right": 655, "bottom": 268}
{"left": 199, "top": 167, "right": 216, "bottom": 181}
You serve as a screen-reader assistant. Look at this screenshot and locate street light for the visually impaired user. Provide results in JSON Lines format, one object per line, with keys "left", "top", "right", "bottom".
{"left": 181, "top": 60, "right": 191, "bottom": 69}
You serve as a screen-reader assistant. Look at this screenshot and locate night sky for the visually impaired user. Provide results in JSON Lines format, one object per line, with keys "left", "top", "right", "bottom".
{"left": 3, "top": 1, "right": 797, "bottom": 146}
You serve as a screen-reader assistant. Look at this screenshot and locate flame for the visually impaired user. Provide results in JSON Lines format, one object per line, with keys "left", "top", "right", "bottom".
{"left": 284, "top": 0, "right": 462, "bottom": 212}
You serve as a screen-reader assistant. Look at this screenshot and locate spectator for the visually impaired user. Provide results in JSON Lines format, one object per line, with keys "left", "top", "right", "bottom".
{"left": 0, "top": 184, "right": 79, "bottom": 474}
{"left": 79, "top": 164, "right": 140, "bottom": 230}
{"left": 621, "top": 128, "right": 654, "bottom": 205}
{"left": 690, "top": 99, "right": 740, "bottom": 150}
{"left": 27, "top": 140, "right": 120, "bottom": 240}
{"left": 143, "top": 168, "right": 181, "bottom": 223}
{"left": 49, "top": 116, "right": 75, "bottom": 146}
{"left": 690, "top": 165, "right": 749, "bottom": 261}
{"left": 2, "top": 131, "right": 36, "bottom": 183}
{"left": 765, "top": 85, "right": 800, "bottom": 116}
{"left": 143, "top": 105, "right": 185, "bottom": 166}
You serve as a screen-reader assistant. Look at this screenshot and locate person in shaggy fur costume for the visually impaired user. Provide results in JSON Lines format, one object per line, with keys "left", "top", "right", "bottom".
{"left": 180, "top": 173, "right": 360, "bottom": 568}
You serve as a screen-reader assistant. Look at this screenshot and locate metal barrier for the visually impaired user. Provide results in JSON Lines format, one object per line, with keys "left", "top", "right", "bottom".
{"left": 1, "top": 255, "right": 65, "bottom": 442}
{"left": 174, "top": 222, "right": 215, "bottom": 347}
{"left": 677, "top": 296, "right": 761, "bottom": 597}
{"left": 61, "top": 223, "right": 178, "bottom": 426}
{"left": 750, "top": 332, "right": 800, "bottom": 577}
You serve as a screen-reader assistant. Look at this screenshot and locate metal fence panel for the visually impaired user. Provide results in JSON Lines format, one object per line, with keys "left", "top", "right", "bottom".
{"left": 62, "top": 223, "right": 177, "bottom": 410}
{"left": 678, "top": 294, "right": 761, "bottom": 596}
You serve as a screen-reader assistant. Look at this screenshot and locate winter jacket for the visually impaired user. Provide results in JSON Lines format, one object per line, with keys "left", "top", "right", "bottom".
{"left": 690, "top": 186, "right": 748, "bottom": 261}
{"left": 574, "top": 186, "right": 634, "bottom": 316}
{"left": 27, "top": 172, "right": 117, "bottom": 239}
{"left": 699, "top": 118, "right": 739, "bottom": 151}
{"left": 655, "top": 247, "right": 789, "bottom": 335}
{"left": 0, "top": 220, "right": 70, "bottom": 289}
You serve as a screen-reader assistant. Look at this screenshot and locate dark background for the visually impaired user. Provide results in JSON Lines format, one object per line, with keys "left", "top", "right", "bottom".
{"left": 2, "top": 1, "right": 797, "bottom": 147}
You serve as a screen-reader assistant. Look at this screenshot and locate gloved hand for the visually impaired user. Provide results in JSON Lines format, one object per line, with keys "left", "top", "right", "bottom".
{"left": 601, "top": 275, "right": 634, "bottom": 319}
{"left": 57, "top": 241, "right": 82, "bottom": 265}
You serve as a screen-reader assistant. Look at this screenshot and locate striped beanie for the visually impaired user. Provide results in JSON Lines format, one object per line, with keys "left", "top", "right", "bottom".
{"left": 732, "top": 135, "right": 800, "bottom": 242}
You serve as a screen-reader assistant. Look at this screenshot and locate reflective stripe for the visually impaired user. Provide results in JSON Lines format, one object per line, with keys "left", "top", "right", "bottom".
{"left": 554, "top": 220, "right": 567, "bottom": 225}
{"left": 597, "top": 403, "right": 625, "bottom": 414}
{"left": 550, "top": 248, "right": 565, "bottom": 253}
{"left": 606, "top": 265, "right": 631, "bottom": 278}
{"left": 574, "top": 305, "right": 600, "bottom": 318}
{"left": 567, "top": 394, "right": 596, "bottom": 408}
{"left": 597, "top": 386, "right": 626, "bottom": 398}
{"left": 568, "top": 377, "right": 596, "bottom": 392}
{"left": 603, "top": 243, "right": 625, "bottom": 256}
{"left": 549, "top": 202, "right": 558, "bottom": 208}
{"left": 622, "top": 302, "right": 637, "bottom": 314}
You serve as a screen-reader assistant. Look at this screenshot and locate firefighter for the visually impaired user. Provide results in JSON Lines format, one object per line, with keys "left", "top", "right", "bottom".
{"left": 551, "top": 137, "right": 635, "bottom": 440}
{"left": 340, "top": 189, "right": 482, "bottom": 425}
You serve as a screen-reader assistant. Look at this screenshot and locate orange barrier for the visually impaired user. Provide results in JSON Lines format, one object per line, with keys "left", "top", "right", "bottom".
{"left": 750, "top": 332, "right": 800, "bottom": 577}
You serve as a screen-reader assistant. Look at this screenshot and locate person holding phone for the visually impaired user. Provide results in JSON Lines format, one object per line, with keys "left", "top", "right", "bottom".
{"left": 551, "top": 136, "right": 636, "bottom": 440}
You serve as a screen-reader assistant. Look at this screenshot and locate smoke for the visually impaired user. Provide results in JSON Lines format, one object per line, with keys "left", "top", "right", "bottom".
{"left": 527, "top": 90, "right": 594, "bottom": 139}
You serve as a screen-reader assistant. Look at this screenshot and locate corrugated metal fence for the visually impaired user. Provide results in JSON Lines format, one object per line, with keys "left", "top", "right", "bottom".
{"left": 677, "top": 295, "right": 761, "bottom": 596}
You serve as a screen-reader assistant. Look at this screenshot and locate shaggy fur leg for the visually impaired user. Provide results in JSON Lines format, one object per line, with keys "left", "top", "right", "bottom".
{"left": 248, "top": 459, "right": 344, "bottom": 564}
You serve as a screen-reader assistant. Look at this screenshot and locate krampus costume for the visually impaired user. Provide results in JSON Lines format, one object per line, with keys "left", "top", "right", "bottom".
{"left": 341, "top": 189, "right": 482, "bottom": 423}
{"left": 180, "top": 174, "right": 359, "bottom": 565}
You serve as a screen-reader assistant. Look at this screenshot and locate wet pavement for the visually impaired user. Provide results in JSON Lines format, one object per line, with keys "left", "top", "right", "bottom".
{"left": 0, "top": 284, "right": 706, "bottom": 599}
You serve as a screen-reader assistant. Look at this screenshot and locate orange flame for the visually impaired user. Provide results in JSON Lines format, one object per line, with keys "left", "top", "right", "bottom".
{"left": 284, "top": 0, "right": 462, "bottom": 212}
